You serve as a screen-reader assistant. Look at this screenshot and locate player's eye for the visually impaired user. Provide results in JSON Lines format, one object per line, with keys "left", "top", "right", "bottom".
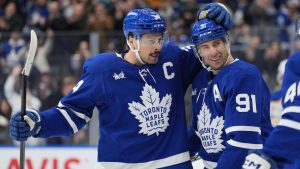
{"left": 142, "top": 37, "right": 163, "bottom": 46}
{"left": 212, "top": 40, "right": 222, "bottom": 47}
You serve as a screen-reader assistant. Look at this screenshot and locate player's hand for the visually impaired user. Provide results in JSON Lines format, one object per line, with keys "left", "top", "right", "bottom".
{"left": 242, "top": 150, "right": 277, "bottom": 169}
{"left": 10, "top": 108, "right": 41, "bottom": 141}
{"left": 197, "top": 2, "right": 233, "bottom": 30}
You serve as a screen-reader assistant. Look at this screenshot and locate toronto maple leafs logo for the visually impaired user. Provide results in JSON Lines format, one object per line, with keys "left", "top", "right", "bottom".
{"left": 113, "top": 71, "right": 126, "bottom": 80}
{"left": 127, "top": 12, "right": 138, "bottom": 16}
{"left": 128, "top": 84, "right": 172, "bottom": 136}
{"left": 151, "top": 14, "right": 161, "bottom": 20}
{"left": 196, "top": 103, "right": 225, "bottom": 153}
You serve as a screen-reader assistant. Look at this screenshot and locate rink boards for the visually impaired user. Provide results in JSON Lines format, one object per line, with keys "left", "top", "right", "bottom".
{"left": 0, "top": 146, "right": 204, "bottom": 169}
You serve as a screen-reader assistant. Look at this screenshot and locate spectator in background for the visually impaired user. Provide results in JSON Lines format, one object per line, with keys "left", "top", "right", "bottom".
{"left": 66, "top": 1, "right": 88, "bottom": 31}
{"left": 4, "top": 64, "right": 41, "bottom": 117}
{"left": 242, "top": 35, "right": 264, "bottom": 66}
{"left": 244, "top": 0, "right": 277, "bottom": 43}
{"left": 71, "top": 40, "right": 91, "bottom": 78}
{"left": 261, "top": 41, "right": 283, "bottom": 90}
{"left": 38, "top": 73, "right": 60, "bottom": 112}
{"left": 231, "top": 22, "right": 251, "bottom": 57}
{"left": 4, "top": 64, "right": 43, "bottom": 145}
{"left": 244, "top": 0, "right": 277, "bottom": 26}
{"left": 1, "top": 29, "right": 26, "bottom": 72}
{"left": 47, "top": 1, "right": 68, "bottom": 31}
{"left": 0, "top": 94, "right": 12, "bottom": 144}
{"left": 292, "top": 37, "right": 300, "bottom": 52}
{"left": 87, "top": 2, "right": 114, "bottom": 52}
{"left": 270, "top": 59, "right": 287, "bottom": 126}
{"left": 231, "top": 23, "right": 251, "bottom": 46}
{"left": 276, "top": 0, "right": 300, "bottom": 55}
{"left": 113, "top": 0, "right": 140, "bottom": 31}
{"left": 180, "top": 0, "right": 198, "bottom": 29}
{"left": 26, "top": 0, "right": 49, "bottom": 31}
{"left": 47, "top": 0, "right": 70, "bottom": 75}
{"left": 34, "top": 28, "right": 53, "bottom": 74}
{"left": 3, "top": 1, "right": 25, "bottom": 32}
{"left": 63, "top": 1, "right": 90, "bottom": 68}
{"left": 232, "top": 0, "right": 248, "bottom": 26}
{"left": 0, "top": 10, "right": 7, "bottom": 32}
{"left": 37, "top": 72, "right": 62, "bottom": 144}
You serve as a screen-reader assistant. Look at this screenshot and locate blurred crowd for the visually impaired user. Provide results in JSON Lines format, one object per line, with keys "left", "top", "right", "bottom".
{"left": 0, "top": 0, "right": 299, "bottom": 145}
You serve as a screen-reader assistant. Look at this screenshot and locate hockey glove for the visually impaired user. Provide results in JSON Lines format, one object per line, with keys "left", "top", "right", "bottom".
{"left": 242, "top": 150, "right": 277, "bottom": 169}
{"left": 197, "top": 2, "right": 233, "bottom": 30}
{"left": 10, "top": 108, "right": 41, "bottom": 141}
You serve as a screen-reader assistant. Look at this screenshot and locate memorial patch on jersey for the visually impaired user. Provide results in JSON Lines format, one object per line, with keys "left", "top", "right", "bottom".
{"left": 128, "top": 84, "right": 172, "bottom": 136}
{"left": 196, "top": 103, "right": 225, "bottom": 153}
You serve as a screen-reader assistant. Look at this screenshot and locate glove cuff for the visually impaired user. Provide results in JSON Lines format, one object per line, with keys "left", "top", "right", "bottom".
{"left": 244, "top": 150, "right": 277, "bottom": 169}
{"left": 246, "top": 153, "right": 271, "bottom": 169}
{"left": 26, "top": 108, "right": 41, "bottom": 136}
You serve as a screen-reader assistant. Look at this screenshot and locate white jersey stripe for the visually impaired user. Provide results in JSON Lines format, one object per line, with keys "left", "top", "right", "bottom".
{"left": 58, "top": 101, "right": 91, "bottom": 123}
{"left": 281, "top": 106, "right": 300, "bottom": 116}
{"left": 225, "top": 126, "right": 261, "bottom": 134}
{"left": 57, "top": 108, "right": 78, "bottom": 133}
{"left": 96, "top": 151, "right": 190, "bottom": 169}
{"left": 202, "top": 159, "right": 217, "bottom": 169}
{"left": 227, "top": 139, "right": 263, "bottom": 149}
{"left": 278, "top": 119, "right": 300, "bottom": 131}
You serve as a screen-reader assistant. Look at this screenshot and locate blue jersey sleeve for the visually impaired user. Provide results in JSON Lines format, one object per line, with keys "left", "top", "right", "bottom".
{"left": 179, "top": 45, "right": 202, "bottom": 89}
{"left": 188, "top": 71, "right": 206, "bottom": 157}
{"left": 263, "top": 52, "right": 300, "bottom": 168}
{"left": 188, "top": 113, "right": 202, "bottom": 156}
{"left": 217, "top": 72, "right": 272, "bottom": 169}
{"left": 36, "top": 57, "right": 107, "bottom": 137}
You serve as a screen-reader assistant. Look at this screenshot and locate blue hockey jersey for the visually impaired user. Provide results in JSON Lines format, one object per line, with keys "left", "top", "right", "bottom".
{"left": 189, "top": 59, "right": 273, "bottom": 169}
{"left": 35, "top": 42, "right": 201, "bottom": 169}
{"left": 263, "top": 51, "right": 300, "bottom": 169}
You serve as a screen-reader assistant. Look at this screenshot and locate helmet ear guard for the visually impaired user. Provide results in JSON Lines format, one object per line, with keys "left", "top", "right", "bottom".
{"left": 192, "top": 45, "right": 212, "bottom": 71}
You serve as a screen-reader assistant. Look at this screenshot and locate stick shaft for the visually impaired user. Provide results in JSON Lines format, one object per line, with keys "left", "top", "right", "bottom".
{"left": 20, "top": 75, "right": 27, "bottom": 169}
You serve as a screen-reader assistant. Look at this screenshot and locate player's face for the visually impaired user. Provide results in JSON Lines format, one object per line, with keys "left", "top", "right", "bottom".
{"left": 139, "top": 33, "right": 163, "bottom": 64}
{"left": 197, "top": 38, "right": 230, "bottom": 73}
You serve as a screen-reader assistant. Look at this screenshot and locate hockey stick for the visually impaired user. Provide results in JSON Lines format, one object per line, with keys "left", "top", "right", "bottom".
{"left": 20, "top": 30, "right": 37, "bottom": 169}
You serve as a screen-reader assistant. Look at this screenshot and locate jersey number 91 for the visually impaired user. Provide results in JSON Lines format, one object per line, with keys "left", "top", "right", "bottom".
{"left": 236, "top": 94, "right": 257, "bottom": 113}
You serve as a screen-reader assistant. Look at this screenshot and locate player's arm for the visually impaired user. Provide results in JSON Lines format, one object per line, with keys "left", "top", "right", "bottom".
{"left": 244, "top": 54, "right": 300, "bottom": 169}
{"left": 188, "top": 96, "right": 203, "bottom": 159}
{"left": 216, "top": 73, "right": 272, "bottom": 169}
{"left": 10, "top": 61, "right": 107, "bottom": 140}
{"left": 197, "top": 2, "right": 233, "bottom": 30}
{"left": 179, "top": 45, "right": 202, "bottom": 87}
{"left": 36, "top": 72, "right": 103, "bottom": 137}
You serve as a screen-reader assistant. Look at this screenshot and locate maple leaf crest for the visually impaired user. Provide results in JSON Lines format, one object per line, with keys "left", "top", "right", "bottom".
{"left": 196, "top": 103, "right": 225, "bottom": 153}
{"left": 128, "top": 84, "right": 172, "bottom": 136}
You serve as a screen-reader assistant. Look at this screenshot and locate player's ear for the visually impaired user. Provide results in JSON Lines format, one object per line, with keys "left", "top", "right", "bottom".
{"left": 127, "top": 36, "right": 137, "bottom": 50}
{"left": 225, "top": 41, "right": 231, "bottom": 54}
{"left": 223, "top": 36, "right": 230, "bottom": 51}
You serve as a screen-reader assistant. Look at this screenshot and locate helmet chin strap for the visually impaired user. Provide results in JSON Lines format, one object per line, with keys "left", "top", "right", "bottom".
{"left": 126, "top": 39, "right": 146, "bottom": 65}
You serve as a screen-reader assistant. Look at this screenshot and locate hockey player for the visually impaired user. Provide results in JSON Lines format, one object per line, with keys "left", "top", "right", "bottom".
{"left": 9, "top": 6, "right": 231, "bottom": 169}
{"left": 243, "top": 51, "right": 300, "bottom": 169}
{"left": 188, "top": 16, "right": 273, "bottom": 168}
